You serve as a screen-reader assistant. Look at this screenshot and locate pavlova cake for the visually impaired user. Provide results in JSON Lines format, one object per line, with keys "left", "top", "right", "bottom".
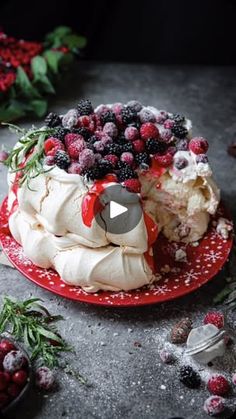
{"left": 5, "top": 100, "right": 220, "bottom": 292}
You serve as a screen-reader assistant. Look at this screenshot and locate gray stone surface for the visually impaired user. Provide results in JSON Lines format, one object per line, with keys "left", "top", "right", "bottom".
{"left": 0, "top": 62, "right": 236, "bottom": 419}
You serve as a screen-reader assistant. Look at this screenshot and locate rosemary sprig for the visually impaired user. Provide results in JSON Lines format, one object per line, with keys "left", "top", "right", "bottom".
{"left": 2, "top": 123, "right": 55, "bottom": 188}
{"left": 0, "top": 297, "right": 72, "bottom": 367}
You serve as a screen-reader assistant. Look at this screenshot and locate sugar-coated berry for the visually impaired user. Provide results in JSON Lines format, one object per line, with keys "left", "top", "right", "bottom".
{"left": 0, "top": 392, "right": 9, "bottom": 408}
{"left": 67, "top": 162, "right": 82, "bottom": 174}
{"left": 96, "top": 105, "right": 110, "bottom": 116}
{"left": 154, "top": 153, "right": 173, "bottom": 167}
{"left": 77, "top": 99, "right": 93, "bottom": 116}
{"left": 44, "top": 155, "right": 55, "bottom": 166}
{"left": 203, "top": 311, "right": 224, "bottom": 329}
{"left": 145, "top": 139, "right": 166, "bottom": 154}
{"left": 140, "top": 122, "right": 159, "bottom": 140}
{"left": 232, "top": 373, "right": 236, "bottom": 385}
{"left": 12, "top": 370, "right": 28, "bottom": 387}
{"left": 171, "top": 124, "right": 188, "bottom": 139}
{"left": 126, "top": 100, "right": 142, "bottom": 112}
{"left": 62, "top": 109, "right": 78, "bottom": 129}
{"left": 64, "top": 133, "right": 84, "bottom": 148}
{"left": 54, "top": 150, "right": 71, "bottom": 170}
{"left": 79, "top": 149, "right": 95, "bottom": 169}
{"left": 174, "top": 157, "right": 188, "bottom": 170}
{"left": 0, "top": 371, "right": 8, "bottom": 391}
{"left": 189, "top": 137, "right": 209, "bottom": 154}
{"left": 67, "top": 139, "right": 86, "bottom": 159}
{"left": 159, "top": 129, "right": 173, "bottom": 143}
{"left": 124, "top": 126, "right": 139, "bottom": 141}
{"left": 0, "top": 340, "right": 16, "bottom": 354}
{"left": 176, "top": 139, "right": 189, "bottom": 151}
{"left": 179, "top": 365, "right": 201, "bottom": 388}
{"left": 207, "top": 375, "right": 230, "bottom": 396}
{"left": 45, "top": 112, "right": 61, "bottom": 128}
{"left": 94, "top": 141, "right": 105, "bottom": 152}
{"left": 163, "top": 119, "right": 175, "bottom": 129}
{"left": 35, "top": 367, "right": 55, "bottom": 391}
{"left": 133, "top": 139, "right": 145, "bottom": 154}
{"left": 7, "top": 383, "right": 21, "bottom": 399}
{"left": 0, "top": 150, "right": 9, "bottom": 162}
{"left": 103, "top": 122, "right": 118, "bottom": 138}
{"left": 203, "top": 396, "right": 225, "bottom": 416}
{"left": 120, "top": 152, "right": 134, "bottom": 166}
{"left": 111, "top": 103, "right": 123, "bottom": 114}
{"left": 196, "top": 154, "right": 209, "bottom": 164}
{"left": 44, "top": 138, "right": 64, "bottom": 157}
{"left": 103, "top": 154, "right": 119, "bottom": 168}
{"left": 123, "top": 178, "right": 141, "bottom": 193}
{"left": 155, "top": 111, "right": 168, "bottom": 124}
{"left": 3, "top": 350, "right": 26, "bottom": 373}
{"left": 159, "top": 349, "right": 175, "bottom": 364}
{"left": 139, "top": 108, "right": 156, "bottom": 123}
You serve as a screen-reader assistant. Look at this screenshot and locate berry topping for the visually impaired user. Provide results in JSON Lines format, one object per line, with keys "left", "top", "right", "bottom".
{"left": 145, "top": 139, "right": 166, "bottom": 154}
{"left": 67, "top": 138, "right": 86, "bottom": 159}
{"left": 62, "top": 109, "right": 78, "bottom": 129}
{"left": 155, "top": 110, "right": 168, "bottom": 124}
{"left": 0, "top": 150, "right": 9, "bottom": 162}
{"left": 3, "top": 350, "right": 26, "bottom": 373}
{"left": 12, "top": 370, "right": 28, "bottom": 386}
{"left": 171, "top": 124, "right": 188, "bottom": 139}
{"left": 189, "top": 137, "right": 209, "bottom": 154}
{"left": 118, "top": 166, "right": 137, "bottom": 182}
{"left": 79, "top": 149, "right": 95, "bottom": 169}
{"left": 103, "top": 122, "right": 118, "bottom": 138}
{"left": 54, "top": 150, "right": 70, "bottom": 170}
{"left": 207, "top": 375, "right": 230, "bottom": 396}
{"left": 179, "top": 365, "right": 201, "bottom": 389}
{"left": 135, "top": 152, "right": 150, "bottom": 167}
{"left": 120, "top": 152, "right": 134, "bottom": 166}
{"left": 77, "top": 99, "right": 93, "bottom": 116}
{"left": 203, "top": 396, "right": 225, "bottom": 416}
{"left": 105, "top": 143, "right": 121, "bottom": 156}
{"left": 103, "top": 154, "right": 118, "bottom": 168}
{"left": 196, "top": 154, "right": 209, "bottom": 164}
{"left": 176, "top": 138, "right": 189, "bottom": 151}
{"left": 35, "top": 366, "right": 55, "bottom": 391}
{"left": 163, "top": 119, "right": 175, "bottom": 129}
{"left": 100, "top": 110, "right": 116, "bottom": 126}
{"left": 123, "top": 178, "right": 141, "bottom": 193}
{"left": 140, "top": 122, "right": 159, "bottom": 140}
{"left": 84, "top": 166, "right": 105, "bottom": 181}
{"left": 139, "top": 108, "right": 156, "bottom": 123}
{"left": 45, "top": 112, "right": 61, "bottom": 128}
{"left": 121, "top": 106, "right": 138, "bottom": 124}
{"left": 174, "top": 157, "right": 188, "bottom": 170}
{"left": 72, "top": 127, "right": 91, "bottom": 140}
{"left": 126, "top": 100, "right": 142, "bottom": 112}
{"left": 133, "top": 139, "right": 145, "bottom": 154}
{"left": 64, "top": 133, "right": 84, "bottom": 148}
{"left": 124, "top": 126, "right": 139, "bottom": 141}
{"left": 159, "top": 129, "right": 173, "bottom": 143}
{"left": 170, "top": 113, "right": 185, "bottom": 124}
{"left": 53, "top": 127, "right": 69, "bottom": 141}
{"left": 203, "top": 311, "right": 224, "bottom": 329}
{"left": 44, "top": 138, "right": 64, "bottom": 157}
{"left": 68, "top": 162, "right": 82, "bottom": 174}
{"left": 0, "top": 339, "right": 16, "bottom": 353}
{"left": 154, "top": 152, "right": 173, "bottom": 167}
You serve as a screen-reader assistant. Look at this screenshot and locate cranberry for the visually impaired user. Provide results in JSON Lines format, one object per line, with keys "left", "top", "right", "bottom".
{"left": 7, "top": 383, "right": 21, "bottom": 399}
{"left": 0, "top": 371, "right": 8, "bottom": 391}
{"left": 0, "top": 339, "right": 16, "bottom": 353}
{"left": 0, "top": 391, "right": 9, "bottom": 408}
{"left": 12, "top": 370, "right": 28, "bottom": 386}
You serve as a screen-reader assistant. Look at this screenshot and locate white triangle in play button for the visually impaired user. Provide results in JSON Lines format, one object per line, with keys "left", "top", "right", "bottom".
{"left": 110, "top": 201, "right": 128, "bottom": 219}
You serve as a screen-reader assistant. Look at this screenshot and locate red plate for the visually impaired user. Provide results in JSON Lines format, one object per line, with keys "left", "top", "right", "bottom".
{"left": 0, "top": 197, "right": 233, "bottom": 307}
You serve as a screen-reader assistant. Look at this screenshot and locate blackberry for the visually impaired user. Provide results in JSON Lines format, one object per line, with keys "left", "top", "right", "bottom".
{"left": 126, "top": 100, "right": 143, "bottom": 113}
{"left": 98, "top": 159, "right": 113, "bottom": 175}
{"left": 100, "top": 110, "right": 116, "bottom": 126}
{"left": 105, "top": 143, "right": 121, "bottom": 156}
{"left": 86, "top": 142, "right": 95, "bottom": 152}
{"left": 145, "top": 139, "right": 167, "bottom": 154}
{"left": 54, "top": 150, "right": 70, "bottom": 170}
{"left": 120, "top": 142, "right": 134, "bottom": 153}
{"left": 117, "top": 161, "right": 129, "bottom": 170}
{"left": 87, "top": 135, "right": 99, "bottom": 144}
{"left": 118, "top": 166, "right": 137, "bottom": 182}
{"left": 77, "top": 99, "right": 93, "bottom": 116}
{"left": 171, "top": 123, "right": 188, "bottom": 139}
{"left": 71, "top": 127, "right": 91, "bottom": 140}
{"left": 170, "top": 113, "right": 185, "bottom": 124}
{"left": 84, "top": 166, "right": 104, "bottom": 181}
{"left": 128, "top": 120, "right": 141, "bottom": 130}
{"left": 121, "top": 106, "right": 138, "bottom": 124}
{"left": 179, "top": 366, "right": 201, "bottom": 389}
{"left": 45, "top": 112, "right": 61, "bottom": 128}
{"left": 135, "top": 152, "right": 150, "bottom": 166}
{"left": 54, "top": 127, "right": 69, "bottom": 141}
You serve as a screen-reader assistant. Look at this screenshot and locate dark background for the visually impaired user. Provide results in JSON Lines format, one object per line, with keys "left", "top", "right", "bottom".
{"left": 1, "top": 0, "right": 236, "bottom": 64}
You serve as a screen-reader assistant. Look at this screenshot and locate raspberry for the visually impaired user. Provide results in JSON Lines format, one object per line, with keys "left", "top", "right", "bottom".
{"left": 77, "top": 99, "right": 93, "bottom": 116}
{"left": 133, "top": 139, "right": 145, "bottom": 153}
{"left": 154, "top": 153, "right": 173, "bottom": 167}
{"left": 103, "top": 154, "right": 119, "bottom": 168}
{"left": 171, "top": 124, "right": 188, "bottom": 139}
{"left": 68, "top": 162, "right": 82, "bottom": 174}
{"left": 123, "top": 178, "right": 141, "bottom": 193}
{"left": 67, "top": 138, "right": 86, "bottom": 159}
{"left": 126, "top": 100, "right": 142, "bottom": 112}
{"left": 45, "top": 112, "right": 61, "bottom": 128}
{"left": 35, "top": 367, "right": 55, "bottom": 391}
{"left": 100, "top": 110, "right": 116, "bottom": 126}
{"left": 44, "top": 156, "right": 55, "bottom": 166}
{"left": 163, "top": 119, "right": 175, "bottom": 129}
{"left": 174, "top": 157, "right": 188, "bottom": 170}
{"left": 196, "top": 154, "right": 209, "bottom": 164}
{"left": 135, "top": 152, "right": 150, "bottom": 167}
{"left": 140, "top": 122, "right": 159, "bottom": 140}
{"left": 54, "top": 150, "right": 70, "bottom": 170}
{"left": 121, "top": 106, "right": 138, "bottom": 124}
{"left": 44, "top": 138, "right": 64, "bottom": 157}
{"left": 103, "top": 122, "right": 118, "bottom": 138}
{"left": 3, "top": 350, "right": 26, "bottom": 373}
{"left": 155, "top": 110, "right": 169, "bottom": 124}
{"left": 207, "top": 375, "right": 230, "bottom": 396}
{"left": 145, "top": 139, "right": 166, "bottom": 154}
{"left": 120, "top": 152, "right": 134, "bottom": 166}
{"left": 79, "top": 149, "right": 95, "bottom": 169}
{"left": 118, "top": 166, "right": 136, "bottom": 182}
{"left": 139, "top": 108, "right": 156, "bottom": 123}
{"left": 189, "top": 137, "right": 209, "bottom": 154}
{"left": 124, "top": 126, "right": 139, "bottom": 141}
{"left": 160, "top": 129, "right": 173, "bottom": 143}
{"left": 203, "top": 311, "right": 224, "bottom": 329}
{"left": 203, "top": 396, "right": 225, "bottom": 416}
{"left": 94, "top": 141, "right": 105, "bottom": 152}
{"left": 176, "top": 138, "right": 189, "bottom": 151}
{"left": 179, "top": 365, "right": 201, "bottom": 389}
{"left": 77, "top": 115, "right": 91, "bottom": 128}
{"left": 65, "top": 133, "right": 84, "bottom": 148}
{"left": 62, "top": 109, "right": 78, "bottom": 129}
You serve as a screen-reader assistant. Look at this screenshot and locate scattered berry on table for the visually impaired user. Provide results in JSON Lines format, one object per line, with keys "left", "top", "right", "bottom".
{"left": 44, "top": 138, "right": 64, "bottom": 157}
{"left": 189, "top": 137, "right": 209, "bottom": 154}
{"left": 12, "top": 370, "right": 28, "bottom": 387}
{"left": 159, "top": 349, "right": 175, "bottom": 364}
{"left": 0, "top": 339, "right": 16, "bottom": 353}
{"left": 45, "top": 112, "right": 61, "bottom": 128}
{"left": 77, "top": 99, "right": 93, "bottom": 116}
{"left": 35, "top": 367, "right": 55, "bottom": 391}
{"left": 54, "top": 150, "right": 71, "bottom": 170}
{"left": 62, "top": 109, "right": 78, "bottom": 129}
{"left": 139, "top": 108, "right": 156, "bottom": 123}
{"left": 140, "top": 122, "right": 159, "bottom": 140}
{"left": 123, "top": 178, "right": 141, "bottom": 193}
{"left": 232, "top": 373, "right": 236, "bottom": 385}
{"left": 203, "top": 312, "right": 224, "bottom": 329}
{"left": 170, "top": 318, "right": 192, "bottom": 344}
{"left": 179, "top": 365, "right": 201, "bottom": 388}
{"left": 3, "top": 350, "right": 26, "bottom": 373}
{"left": 207, "top": 375, "right": 230, "bottom": 396}
{"left": 145, "top": 139, "right": 166, "bottom": 154}
{"left": 196, "top": 154, "right": 209, "bottom": 164}
{"left": 171, "top": 123, "right": 188, "bottom": 139}
{"left": 154, "top": 152, "right": 173, "bottom": 167}
{"left": 0, "top": 150, "right": 9, "bottom": 162}
{"left": 174, "top": 157, "right": 188, "bottom": 170}
{"left": 120, "top": 152, "right": 134, "bottom": 166}
{"left": 203, "top": 395, "right": 225, "bottom": 416}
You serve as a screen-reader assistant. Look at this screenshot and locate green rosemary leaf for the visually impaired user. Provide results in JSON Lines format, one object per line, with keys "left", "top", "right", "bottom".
{"left": 37, "top": 327, "right": 63, "bottom": 343}
{"left": 1, "top": 122, "right": 26, "bottom": 134}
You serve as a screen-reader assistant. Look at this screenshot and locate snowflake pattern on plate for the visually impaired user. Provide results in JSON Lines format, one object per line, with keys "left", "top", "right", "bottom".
{"left": 0, "top": 197, "right": 233, "bottom": 307}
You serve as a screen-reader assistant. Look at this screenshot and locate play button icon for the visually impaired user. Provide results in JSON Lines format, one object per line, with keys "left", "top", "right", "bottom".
{"left": 95, "top": 184, "right": 143, "bottom": 235}
{"left": 110, "top": 201, "right": 128, "bottom": 219}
